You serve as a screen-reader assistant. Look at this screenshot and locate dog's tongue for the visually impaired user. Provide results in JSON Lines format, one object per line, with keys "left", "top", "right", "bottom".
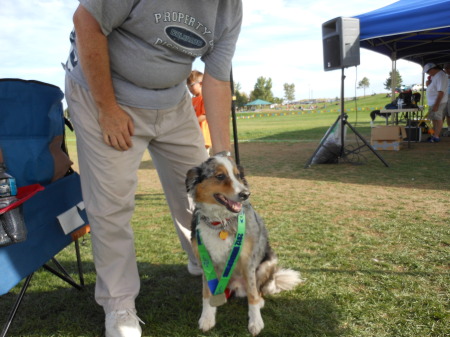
{"left": 215, "top": 194, "right": 242, "bottom": 213}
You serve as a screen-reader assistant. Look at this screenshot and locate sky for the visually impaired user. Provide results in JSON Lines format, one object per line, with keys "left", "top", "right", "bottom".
{"left": 0, "top": 0, "right": 425, "bottom": 105}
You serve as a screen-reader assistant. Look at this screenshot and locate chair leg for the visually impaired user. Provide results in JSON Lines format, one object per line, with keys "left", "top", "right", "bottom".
{"left": 1, "top": 274, "right": 34, "bottom": 337}
{"left": 75, "top": 239, "right": 85, "bottom": 287}
{"left": 42, "top": 239, "right": 86, "bottom": 290}
{"left": 43, "top": 259, "right": 83, "bottom": 291}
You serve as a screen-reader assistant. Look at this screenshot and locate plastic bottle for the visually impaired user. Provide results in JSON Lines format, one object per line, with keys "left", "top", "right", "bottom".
{"left": 0, "top": 149, "right": 27, "bottom": 246}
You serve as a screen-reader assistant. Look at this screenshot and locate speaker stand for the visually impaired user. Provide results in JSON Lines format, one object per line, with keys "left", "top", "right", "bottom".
{"left": 305, "top": 68, "right": 389, "bottom": 168}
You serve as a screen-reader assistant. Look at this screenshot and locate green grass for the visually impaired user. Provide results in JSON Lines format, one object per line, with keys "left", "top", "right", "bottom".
{"left": 236, "top": 93, "right": 428, "bottom": 143}
{"left": 1, "top": 94, "right": 448, "bottom": 337}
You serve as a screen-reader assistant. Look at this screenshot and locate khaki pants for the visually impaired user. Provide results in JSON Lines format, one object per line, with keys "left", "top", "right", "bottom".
{"left": 65, "top": 76, "right": 208, "bottom": 313}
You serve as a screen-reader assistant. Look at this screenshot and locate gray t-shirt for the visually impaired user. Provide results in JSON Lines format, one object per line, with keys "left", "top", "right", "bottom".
{"left": 66, "top": 0, "right": 242, "bottom": 109}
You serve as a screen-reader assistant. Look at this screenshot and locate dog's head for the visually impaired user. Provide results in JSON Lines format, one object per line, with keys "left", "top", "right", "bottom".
{"left": 186, "top": 155, "right": 250, "bottom": 216}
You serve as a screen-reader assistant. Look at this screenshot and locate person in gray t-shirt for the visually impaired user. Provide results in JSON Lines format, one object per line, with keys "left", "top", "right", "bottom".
{"left": 64, "top": 1, "right": 242, "bottom": 336}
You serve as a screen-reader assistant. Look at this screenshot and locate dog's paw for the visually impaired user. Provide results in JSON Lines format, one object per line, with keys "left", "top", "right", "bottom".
{"left": 199, "top": 314, "right": 216, "bottom": 332}
{"left": 199, "top": 299, "right": 216, "bottom": 332}
{"left": 248, "top": 317, "right": 264, "bottom": 336}
{"left": 248, "top": 303, "right": 264, "bottom": 336}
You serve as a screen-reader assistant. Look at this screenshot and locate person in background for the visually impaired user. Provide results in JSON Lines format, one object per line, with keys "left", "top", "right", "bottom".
{"left": 442, "top": 63, "right": 450, "bottom": 136}
{"left": 423, "top": 63, "right": 448, "bottom": 143}
{"left": 187, "top": 70, "right": 212, "bottom": 154}
{"left": 64, "top": 1, "right": 242, "bottom": 336}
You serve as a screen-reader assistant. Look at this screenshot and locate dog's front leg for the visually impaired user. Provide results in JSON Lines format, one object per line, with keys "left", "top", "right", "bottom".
{"left": 198, "top": 279, "right": 216, "bottom": 332}
{"left": 246, "top": 270, "right": 265, "bottom": 336}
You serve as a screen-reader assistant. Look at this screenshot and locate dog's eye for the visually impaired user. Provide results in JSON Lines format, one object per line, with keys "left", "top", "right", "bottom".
{"left": 215, "top": 174, "right": 226, "bottom": 181}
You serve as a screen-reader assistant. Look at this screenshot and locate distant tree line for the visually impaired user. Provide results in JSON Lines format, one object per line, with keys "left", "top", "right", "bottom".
{"left": 235, "top": 70, "right": 404, "bottom": 109}
{"left": 356, "top": 70, "right": 404, "bottom": 97}
{"left": 234, "top": 76, "right": 296, "bottom": 109}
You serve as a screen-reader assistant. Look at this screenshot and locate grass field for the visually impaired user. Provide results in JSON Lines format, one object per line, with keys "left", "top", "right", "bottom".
{"left": 1, "top": 94, "right": 448, "bottom": 337}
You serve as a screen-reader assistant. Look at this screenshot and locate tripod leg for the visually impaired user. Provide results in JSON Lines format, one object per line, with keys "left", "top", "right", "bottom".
{"left": 344, "top": 121, "right": 390, "bottom": 167}
{"left": 304, "top": 115, "right": 341, "bottom": 168}
{"left": 306, "top": 66, "right": 389, "bottom": 168}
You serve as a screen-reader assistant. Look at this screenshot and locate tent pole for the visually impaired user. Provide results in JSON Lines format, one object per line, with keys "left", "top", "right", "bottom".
{"left": 389, "top": 56, "right": 397, "bottom": 124}
{"left": 421, "top": 61, "right": 425, "bottom": 105}
{"left": 391, "top": 55, "right": 397, "bottom": 99}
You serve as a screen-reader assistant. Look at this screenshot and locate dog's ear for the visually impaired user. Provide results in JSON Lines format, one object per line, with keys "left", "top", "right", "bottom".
{"left": 186, "top": 166, "right": 202, "bottom": 193}
{"left": 237, "top": 164, "right": 249, "bottom": 187}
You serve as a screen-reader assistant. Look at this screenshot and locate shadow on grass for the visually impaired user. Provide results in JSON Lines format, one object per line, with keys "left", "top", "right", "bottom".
{"left": 1, "top": 262, "right": 344, "bottom": 337}
{"left": 135, "top": 193, "right": 166, "bottom": 203}
{"left": 302, "top": 268, "right": 450, "bottom": 277}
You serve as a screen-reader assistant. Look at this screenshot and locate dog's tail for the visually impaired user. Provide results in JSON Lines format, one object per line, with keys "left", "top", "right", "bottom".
{"left": 261, "top": 268, "right": 303, "bottom": 295}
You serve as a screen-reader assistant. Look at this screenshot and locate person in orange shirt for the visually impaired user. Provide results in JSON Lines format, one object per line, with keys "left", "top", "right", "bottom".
{"left": 187, "top": 70, "right": 212, "bottom": 154}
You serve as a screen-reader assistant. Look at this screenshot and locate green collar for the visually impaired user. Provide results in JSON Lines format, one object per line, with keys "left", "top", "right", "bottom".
{"left": 196, "top": 211, "right": 246, "bottom": 298}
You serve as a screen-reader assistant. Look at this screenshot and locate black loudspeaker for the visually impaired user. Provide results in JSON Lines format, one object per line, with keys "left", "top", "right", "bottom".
{"left": 322, "top": 17, "right": 360, "bottom": 71}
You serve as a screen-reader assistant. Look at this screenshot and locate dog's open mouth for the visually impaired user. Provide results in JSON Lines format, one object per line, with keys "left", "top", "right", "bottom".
{"left": 214, "top": 194, "right": 242, "bottom": 213}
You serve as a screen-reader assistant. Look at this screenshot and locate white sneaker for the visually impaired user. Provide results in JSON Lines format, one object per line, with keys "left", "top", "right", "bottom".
{"left": 105, "top": 309, "right": 144, "bottom": 337}
{"left": 187, "top": 260, "right": 203, "bottom": 276}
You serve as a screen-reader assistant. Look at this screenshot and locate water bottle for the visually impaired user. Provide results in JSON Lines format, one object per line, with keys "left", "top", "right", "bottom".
{"left": 398, "top": 98, "right": 403, "bottom": 110}
{"left": 0, "top": 149, "right": 27, "bottom": 246}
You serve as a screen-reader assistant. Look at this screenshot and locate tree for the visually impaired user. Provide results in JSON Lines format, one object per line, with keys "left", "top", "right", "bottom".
{"left": 233, "top": 82, "right": 249, "bottom": 109}
{"left": 233, "top": 82, "right": 242, "bottom": 93}
{"left": 272, "top": 97, "right": 283, "bottom": 104}
{"left": 357, "top": 77, "right": 370, "bottom": 97}
{"left": 235, "top": 91, "right": 249, "bottom": 109}
{"left": 250, "top": 76, "right": 274, "bottom": 102}
{"left": 283, "top": 83, "right": 295, "bottom": 103}
{"left": 384, "top": 70, "right": 403, "bottom": 91}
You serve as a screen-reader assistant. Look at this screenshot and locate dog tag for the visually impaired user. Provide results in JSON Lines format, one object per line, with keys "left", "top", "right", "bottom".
{"left": 219, "top": 230, "right": 228, "bottom": 240}
{"left": 209, "top": 293, "right": 227, "bottom": 307}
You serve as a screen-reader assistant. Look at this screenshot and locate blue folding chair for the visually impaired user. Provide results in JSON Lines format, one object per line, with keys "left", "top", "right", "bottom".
{"left": 0, "top": 79, "right": 90, "bottom": 337}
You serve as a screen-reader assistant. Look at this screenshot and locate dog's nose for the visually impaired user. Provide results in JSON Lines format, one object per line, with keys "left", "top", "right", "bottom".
{"left": 239, "top": 190, "right": 250, "bottom": 201}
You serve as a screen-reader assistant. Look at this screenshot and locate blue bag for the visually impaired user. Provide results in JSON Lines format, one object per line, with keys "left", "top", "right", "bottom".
{"left": 0, "top": 79, "right": 72, "bottom": 187}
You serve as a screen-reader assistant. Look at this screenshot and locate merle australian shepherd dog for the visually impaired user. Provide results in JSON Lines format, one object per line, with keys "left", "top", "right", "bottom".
{"left": 186, "top": 154, "right": 302, "bottom": 336}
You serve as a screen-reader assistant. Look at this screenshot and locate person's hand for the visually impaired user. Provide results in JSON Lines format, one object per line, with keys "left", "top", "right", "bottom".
{"left": 98, "top": 105, "right": 134, "bottom": 151}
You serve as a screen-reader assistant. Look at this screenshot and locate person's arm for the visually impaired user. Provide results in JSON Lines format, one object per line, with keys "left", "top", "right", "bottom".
{"left": 202, "top": 71, "right": 231, "bottom": 155}
{"left": 197, "top": 115, "right": 207, "bottom": 123}
{"left": 73, "top": 5, "right": 134, "bottom": 151}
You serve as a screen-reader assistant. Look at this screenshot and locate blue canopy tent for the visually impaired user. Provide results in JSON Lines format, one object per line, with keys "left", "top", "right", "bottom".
{"left": 245, "top": 99, "right": 273, "bottom": 110}
{"left": 354, "top": 0, "right": 450, "bottom": 96}
{"left": 246, "top": 99, "right": 272, "bottom": 106}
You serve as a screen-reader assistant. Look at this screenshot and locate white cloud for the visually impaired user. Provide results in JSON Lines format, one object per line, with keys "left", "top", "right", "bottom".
{"left": 0, "top": 0, "right": 424, "bottom": 104}
{"left": 231, "top": 0, "right": 424, "bottom": 101}
{"left": 0, "top": 0, "right": 77, "bottom": 90}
